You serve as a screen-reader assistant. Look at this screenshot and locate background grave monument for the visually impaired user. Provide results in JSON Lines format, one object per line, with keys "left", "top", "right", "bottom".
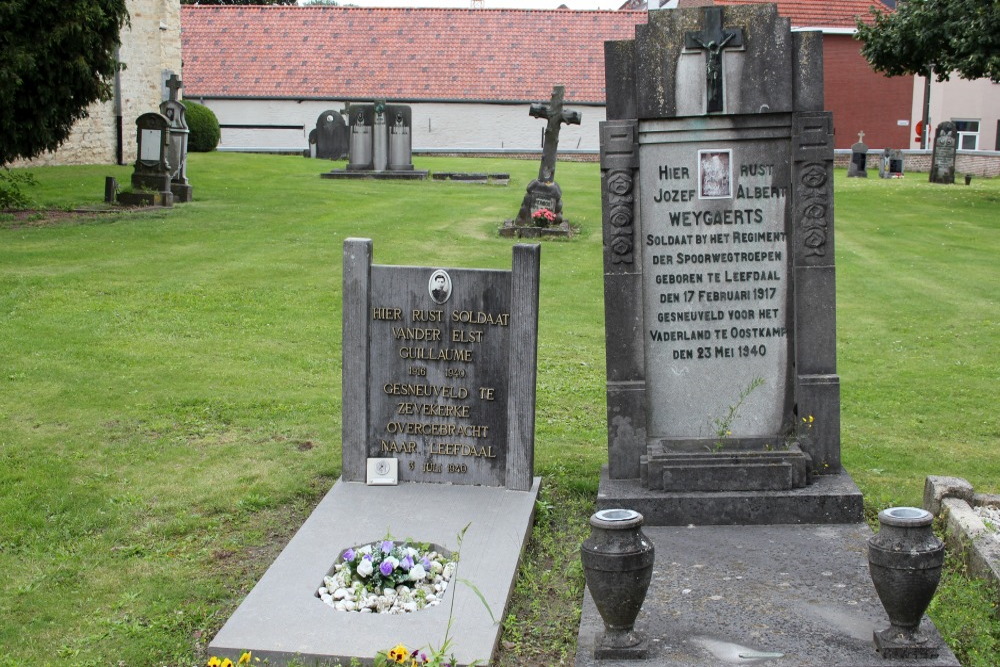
{"left": 305, "top": 109, "right": 349, "bottom": 160}
{"left": 323, "top": 102, "right": 428, "bottom": 180}
{"left": 848, "top": 131, "right": 869, "bottom": 178}
{"left": 596, "top": 3, "right": 861, "bottom": 525}
{"left": 209, "top": 240, "right": 541, "bottom": 665}
{"left": 503, "top": 85, "right": 581, "bottom": 238}
{"left": 930, "top": 121, "right": 958, "bottom": 184}
{"left": 160, "top": 74, "right": 192, "bottom": 202}
{"left": 879, "top": 148, "right": 905, "bottom": 178}
{"left": 117, "top": 112, "right": 174, "bottom": 207}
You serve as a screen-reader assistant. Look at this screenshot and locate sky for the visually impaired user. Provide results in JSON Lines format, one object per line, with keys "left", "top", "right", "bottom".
{"left": 300, "top": 0, "right": 630, "bottom": 9}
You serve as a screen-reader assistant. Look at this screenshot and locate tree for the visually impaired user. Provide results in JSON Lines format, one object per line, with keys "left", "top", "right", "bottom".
{"left": 0, "top": 0, "right": 129, "bottom": 167}
{"left": 856, "top": 0, "right": 1000, "bottom": 82}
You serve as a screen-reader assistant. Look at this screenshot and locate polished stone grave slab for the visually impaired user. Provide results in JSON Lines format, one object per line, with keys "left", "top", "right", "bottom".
{"left": 576, "top": 523, "right": 959, "bottom": 666}
{"left": 210, "top": 478, "right": 540, "bottom": 666}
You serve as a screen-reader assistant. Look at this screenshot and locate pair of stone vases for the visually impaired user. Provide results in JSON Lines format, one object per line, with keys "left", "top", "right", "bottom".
{"left": 580, "top": 506, "right": 944, "bottom": 661}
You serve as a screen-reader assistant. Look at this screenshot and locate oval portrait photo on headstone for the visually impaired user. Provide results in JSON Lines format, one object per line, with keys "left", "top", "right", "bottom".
{"left": 428, "top": 269, "right": 452, "bottom": 304}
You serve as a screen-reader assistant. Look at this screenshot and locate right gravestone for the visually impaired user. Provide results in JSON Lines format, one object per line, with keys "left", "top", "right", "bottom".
{"left": 598, "top": 4, "right": 862, "bottom": 525}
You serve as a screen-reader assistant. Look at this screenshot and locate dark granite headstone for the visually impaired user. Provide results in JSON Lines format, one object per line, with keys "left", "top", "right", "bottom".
{"left": 341, "top": 239, "right": 540, "bottom": 491}
{"left": 159, "top": 74, "right": 192, "bottom": 202}
{"left": 848, "top": 131, "right": 868, "bottom": 178}
{"left": 513, "top": 85, "right": 582, "bottom": 229}
{"left": 118, "top": 112, "right": 173, "bottom": 207}
{"left": 310, "top": 109, "right": 349, "bottom": 160}
{"left": 597, "top": 4, "right": 861, "bottom": 525}
{"left": 930, "top": 121, "right": 957, "bottom": 184}
{"left": 879, "top": 148, "right": 905, "bottom": 178}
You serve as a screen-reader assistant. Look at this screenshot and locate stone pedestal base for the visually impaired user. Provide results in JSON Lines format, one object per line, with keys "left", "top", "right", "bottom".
{"left": 171, "top": 183, "right": 193, "bottom": 202}
{"left": 499, "top": 220, "right": 573, "bottom": 238}
{"left": 594, "top": 631, "right": 649, "bottom": 660}
{"left": 321, "top": 169, "right": 429, "bottom": 180}
{"left": 874, "top": 622, "right": 943, "bottom": 659}
{"left": 117, "top": 191, "right": 173, "bottom": 207}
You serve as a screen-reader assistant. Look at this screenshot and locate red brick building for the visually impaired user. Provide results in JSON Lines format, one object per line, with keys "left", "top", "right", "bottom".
{"left": 180, "top": 2, "right": 914, "bottom": 152}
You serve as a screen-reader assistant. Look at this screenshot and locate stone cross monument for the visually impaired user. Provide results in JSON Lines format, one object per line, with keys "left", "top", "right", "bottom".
{"left": 514, "top": 85, "right": 582, "bottom": 228}
{"left": 159, "top": 74, "right": 192, "bottom": 201}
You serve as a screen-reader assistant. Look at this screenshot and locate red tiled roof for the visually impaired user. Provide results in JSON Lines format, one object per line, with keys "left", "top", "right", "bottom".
{"left": 181, "top": 7, "right": 646, "bottom": 103}
{"left": 180, "top": 3, "right": 883, "bottom": 102}
{"left": 715, "top": 0, "right": 884, "bottom": 28}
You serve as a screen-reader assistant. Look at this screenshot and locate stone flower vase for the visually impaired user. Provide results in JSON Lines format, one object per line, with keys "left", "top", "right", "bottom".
{"left": 867, "top": 506, "right": 945, "bottom": 659}
{"left": 581, "top": 508, "right": 654, "bottom": 659}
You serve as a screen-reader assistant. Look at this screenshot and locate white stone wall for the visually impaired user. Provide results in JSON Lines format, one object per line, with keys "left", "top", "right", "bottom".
{"left": 190, "top": 98, "right": 606, "bottom": 155}
{"left": 15, "top": 0, "right": 182, "bottom": 167}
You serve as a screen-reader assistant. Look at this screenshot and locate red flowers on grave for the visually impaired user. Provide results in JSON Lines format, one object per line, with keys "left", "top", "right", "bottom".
{"left": 531, "top": 207, "right": 557, "bottom": 226}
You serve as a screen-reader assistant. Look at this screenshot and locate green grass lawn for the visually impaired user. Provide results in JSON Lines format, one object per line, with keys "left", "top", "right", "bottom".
{"left": 1, "top": 154, "right": 997, "bottom": 665}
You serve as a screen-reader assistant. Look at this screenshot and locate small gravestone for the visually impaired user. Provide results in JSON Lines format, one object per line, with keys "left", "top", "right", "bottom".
{"left": 208, "top": 240, "right": 541, "bottom": 665}
{"left": 596, "top": 3, "right": 861, "bottom": 525}
{"left": 117, "top": 112, "right": 173, "bottom": 207}
{"left": 159, "top": 74, "right": 192, "bottom": 202}
{"left": 504, "top": 86, "right": 581, "bottom": 238}
{"left": 848, "top": 131, "right": 869, "bottom": 178}
{"left": 930, "top": 121, "right": 958, "bottom": 184}
{"left": 323, "top": 102, "right": 427, "bottom": 179}
{"left": 307, "top": 109, "right": 349, "bottom": 160}
{"left": 879, "top": 148, "right": 905, "bottom": 178}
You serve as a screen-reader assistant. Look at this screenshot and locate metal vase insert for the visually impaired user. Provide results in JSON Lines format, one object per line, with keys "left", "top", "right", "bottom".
{"left": 581, "top": 508, "right": 654, "bottom": 659}
{"left": 867, "top": 506, "right": 944, "bottom": 659}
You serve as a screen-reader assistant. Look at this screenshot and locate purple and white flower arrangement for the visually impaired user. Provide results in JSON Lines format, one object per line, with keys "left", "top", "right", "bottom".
{"left": 318, "top": 539, "right": 456, "bottom": 614}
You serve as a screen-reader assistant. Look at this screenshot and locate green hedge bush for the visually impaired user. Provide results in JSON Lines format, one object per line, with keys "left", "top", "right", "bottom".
{"left": 182, "top": 100, "right": 220, "bottom": 152}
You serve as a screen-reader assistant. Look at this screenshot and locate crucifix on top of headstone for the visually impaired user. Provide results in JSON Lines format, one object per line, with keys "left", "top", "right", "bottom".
{"left": 684, "top": 6, "right": 744, "bottom": 113}
{"left": 514, "top": 85, "right": 581, "bottom": 230}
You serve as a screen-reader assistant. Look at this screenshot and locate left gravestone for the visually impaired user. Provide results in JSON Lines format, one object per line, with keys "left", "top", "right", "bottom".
{"left": 209, "top": 240, "right": 542, "bottom": 666}
{"left": 117, "top": 113, "right": 173, "bottom": 207}
{"left": 306, "top": 109, "right": 349, "bottom": 160}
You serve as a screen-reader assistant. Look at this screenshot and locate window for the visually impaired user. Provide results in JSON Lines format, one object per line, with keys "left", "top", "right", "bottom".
{"left": 952, "top": 119, "right": 980, "bottom": 150}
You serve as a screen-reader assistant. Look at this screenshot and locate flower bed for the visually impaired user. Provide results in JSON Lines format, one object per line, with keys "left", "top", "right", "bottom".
{"left": 318, "top": 540, "right": 456, "bottom": 614}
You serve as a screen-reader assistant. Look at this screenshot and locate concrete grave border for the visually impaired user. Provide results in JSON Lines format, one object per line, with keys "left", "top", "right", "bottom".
{"left": 924, "top": 475, "right": 1000, "bottom": 591}
{"left": 209, "top": 478, "right": 540, "bottom": 665}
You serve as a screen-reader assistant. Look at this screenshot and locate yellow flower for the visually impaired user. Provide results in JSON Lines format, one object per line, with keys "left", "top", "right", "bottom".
{"left": 387, "top": 644, "right": 410, "bottom": 663}
{"left": 207, "top": 659, "right": 222, "bottom": 667}
{"left": 239, "top": 652, "right": 252, "bottom": 665}
{"left": 222, "top": 659, "right": 234, "bottom": 667}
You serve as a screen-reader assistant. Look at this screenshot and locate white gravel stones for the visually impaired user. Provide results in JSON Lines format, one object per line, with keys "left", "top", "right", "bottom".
{"left": 317, "top": 544, "right": 456, "bottom": 614}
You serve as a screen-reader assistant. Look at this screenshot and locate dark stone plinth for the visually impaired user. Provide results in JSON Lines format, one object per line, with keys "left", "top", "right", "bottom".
{"left": 171, "top": 183, "right": 193, "bottom": 202}
{"left": 321, "top": 169, "right": 429, "bottom": 180}
{"left": 430, "top": 172, "right": 510, "bottom": 184}
{"left": 499, "top": 220, "right": 573, "bottom": 239}
{"left": 117, "top": 191, "right": 173, "bottom": 207}
{"left": 597, "top": 466, "right": 863, "bottom": 526}
{"left": 575, "top": 523, "right": 960, "bottom": 667}
{"left": 874, "top": 622, "right": 944, "bottom": 659}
